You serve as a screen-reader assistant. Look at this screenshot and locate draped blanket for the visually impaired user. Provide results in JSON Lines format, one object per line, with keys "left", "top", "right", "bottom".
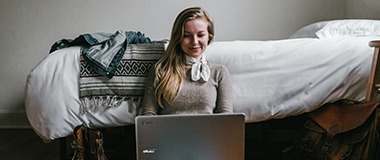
{"left": 51, "top": 30, "right": 152, "bottom": 79}
{"left": 79, "top": 41, "right": 166, "bottom": 113}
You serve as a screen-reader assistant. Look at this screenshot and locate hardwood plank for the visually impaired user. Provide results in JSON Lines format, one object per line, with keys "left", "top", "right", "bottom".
{"left": 0, "top": 129, "right": 60, "bottom": 160}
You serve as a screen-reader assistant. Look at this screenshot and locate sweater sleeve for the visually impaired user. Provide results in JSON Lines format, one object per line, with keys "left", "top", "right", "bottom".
{"left": 215, "top": 66, "right": 233, "bottom": 113}
{"left": 140, "top": 68, "right": 160, "bottom": 116}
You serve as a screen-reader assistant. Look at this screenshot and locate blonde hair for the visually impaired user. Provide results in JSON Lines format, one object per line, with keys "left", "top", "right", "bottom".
{"left": 154, "top": 7, "right": 214, "bottom": 108}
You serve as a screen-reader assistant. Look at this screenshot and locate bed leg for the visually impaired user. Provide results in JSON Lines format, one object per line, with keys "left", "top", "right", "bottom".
{"left": 60, "top": 137, "right": 67, "bottom": 160}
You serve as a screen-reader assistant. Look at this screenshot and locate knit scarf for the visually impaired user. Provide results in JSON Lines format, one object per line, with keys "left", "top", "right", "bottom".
{"left": 185, "top": 54, "right": 210, "bottom": 81}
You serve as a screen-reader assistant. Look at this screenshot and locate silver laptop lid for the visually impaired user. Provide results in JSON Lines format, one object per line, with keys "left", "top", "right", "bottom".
{"left": 135, "top": 113, "right": 245, "bottom": 160}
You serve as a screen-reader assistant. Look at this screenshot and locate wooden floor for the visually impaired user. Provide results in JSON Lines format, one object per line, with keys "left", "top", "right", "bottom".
{"left": 0, "top": 129, "right": 60, "bottom": 160}
{"left": 0, "top": 114, "right": 307, "bottom": 160}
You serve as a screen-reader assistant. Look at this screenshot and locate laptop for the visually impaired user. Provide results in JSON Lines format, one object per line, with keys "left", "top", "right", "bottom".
{"left": 135, "top": 113, "right": 245, "bottom": 160}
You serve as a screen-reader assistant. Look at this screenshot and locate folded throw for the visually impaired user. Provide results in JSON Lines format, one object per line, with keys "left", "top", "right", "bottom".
{"left": 79, "top": 41, "right": 166, "bottom": 113}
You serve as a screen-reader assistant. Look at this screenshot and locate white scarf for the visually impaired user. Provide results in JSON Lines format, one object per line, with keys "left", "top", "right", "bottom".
{"left": 185, "top": 54, "right": 210, "bottom": 81}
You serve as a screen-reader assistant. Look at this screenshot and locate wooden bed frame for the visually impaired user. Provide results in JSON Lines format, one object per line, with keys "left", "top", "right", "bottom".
{"left": 59, "top": 40, "right": 380, "bottom": 160}
{"left": 366, "top": 40, "right": 380, "bottom": 103}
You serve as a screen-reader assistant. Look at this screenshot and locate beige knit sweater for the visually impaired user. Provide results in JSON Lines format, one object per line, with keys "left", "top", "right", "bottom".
{"left": 140, "top": 63, "right": 233, "bottom": 115}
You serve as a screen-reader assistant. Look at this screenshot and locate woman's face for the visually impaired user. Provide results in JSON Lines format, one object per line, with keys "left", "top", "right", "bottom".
{"left": 180, "top": 17, "right": 209, "bottom": 60}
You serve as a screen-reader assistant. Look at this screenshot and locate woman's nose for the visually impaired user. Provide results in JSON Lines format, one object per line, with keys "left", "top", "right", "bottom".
{"left": 191, "top": 36, "right": 199, "bottom": 44}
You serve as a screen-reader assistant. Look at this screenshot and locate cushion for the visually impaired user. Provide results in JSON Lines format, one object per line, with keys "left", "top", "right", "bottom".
{"left": 289, "top": 21, "right": 330, "bottom": 39}
{"left": 290, "top": 19, "right": 380, "bottom": 39}
{"left": 316, "top": 19, "right": 380, "bottom": 38}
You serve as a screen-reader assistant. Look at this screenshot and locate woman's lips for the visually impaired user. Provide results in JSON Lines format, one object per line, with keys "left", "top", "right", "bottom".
{"left": 189, "top": 47, "right": 200, "bottom": 51}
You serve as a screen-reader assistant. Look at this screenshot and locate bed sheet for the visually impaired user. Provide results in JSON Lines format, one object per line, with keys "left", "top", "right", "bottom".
{"left": 25, "top": 47, "right": 137, "bottom": 143}
{"left": 206, "top": 36, "right": 379, "bottom": 122}
{"left": 25, "top": 36, "right": 379, "bottom": 142}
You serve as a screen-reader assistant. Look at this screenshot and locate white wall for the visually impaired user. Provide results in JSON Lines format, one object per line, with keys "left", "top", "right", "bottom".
{"left": 346, "top": 0, "right": 380, "bottom": 19}
{"left": 0, "top": 0, "right": 358, "bottom": 128}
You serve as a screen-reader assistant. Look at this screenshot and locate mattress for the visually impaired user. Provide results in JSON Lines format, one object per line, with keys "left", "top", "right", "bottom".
{"left": 25, "top": 36, "right": 379, "bottom": 142}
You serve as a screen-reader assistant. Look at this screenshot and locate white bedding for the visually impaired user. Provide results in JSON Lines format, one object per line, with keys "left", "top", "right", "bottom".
{"left": 206, "top": 36, "right": 378, "bottom": 122}
{"left": 25, "top": 36, "right": 379, "bottom": 142}
{"left": 25, "top": 47, "right": 137, "bottom": 143}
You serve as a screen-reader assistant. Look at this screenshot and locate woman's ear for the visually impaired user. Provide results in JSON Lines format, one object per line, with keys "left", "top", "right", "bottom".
{"left": 208, "top": 34, "right": 214, "bottom": 45}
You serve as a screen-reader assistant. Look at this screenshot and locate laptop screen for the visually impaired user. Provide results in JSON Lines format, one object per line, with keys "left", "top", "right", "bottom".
{"left": 135, "top": 113, "right": 245, "bottom": 160}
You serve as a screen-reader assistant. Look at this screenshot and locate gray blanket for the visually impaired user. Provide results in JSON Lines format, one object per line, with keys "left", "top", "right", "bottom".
{"left": 79, "top": 41, "right": 166, "bottom": 113}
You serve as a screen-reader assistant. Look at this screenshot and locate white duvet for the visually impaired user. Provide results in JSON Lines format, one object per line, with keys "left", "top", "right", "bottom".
{"left": 25, "top": 36, "right": 378, "bottom": 142}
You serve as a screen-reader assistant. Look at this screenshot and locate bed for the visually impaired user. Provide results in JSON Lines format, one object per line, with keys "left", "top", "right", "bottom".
{"left": 25, "top": 19, "right": 380, "bottom": 144}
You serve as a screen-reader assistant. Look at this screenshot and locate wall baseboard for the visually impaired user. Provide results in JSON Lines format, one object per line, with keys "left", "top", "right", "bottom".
{"left": 0, "top": 112, "right": 32, "bottom": 129}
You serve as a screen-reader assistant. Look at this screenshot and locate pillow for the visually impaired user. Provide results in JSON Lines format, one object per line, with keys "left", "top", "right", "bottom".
{"left": 315, "top": 19, "right": 380, "bottom": 38}
{"left": 289, "top": 21, "right": 330, "bottom": 39}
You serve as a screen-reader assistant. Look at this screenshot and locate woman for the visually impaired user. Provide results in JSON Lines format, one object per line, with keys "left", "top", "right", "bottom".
{"left": 140, "top": 7, "right": 233, "bottom": 115}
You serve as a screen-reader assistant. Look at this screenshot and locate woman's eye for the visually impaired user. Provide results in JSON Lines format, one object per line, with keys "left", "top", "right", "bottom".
{"left": 198, "top": 34, "right": 205, "bottom": 37}
{"left": 184, "top": 35, "right": 190, "bottom": 37}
